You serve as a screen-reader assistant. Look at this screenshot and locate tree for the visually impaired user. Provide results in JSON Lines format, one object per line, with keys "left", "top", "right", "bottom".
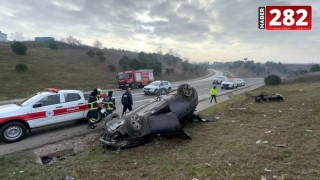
{"left": 93, "top": 40, "right": 103, "bottom": 49}
{"left": 310, "top": 64, "right": 320, "bottom": 72}
{"left": 61, "top": 36, "right": 82, "bottom": 45}
{"left": 15, "top": 63, "right": 28, "bottom": 72}
{"left": 10, "top": 42, "right": 27, "bottom": 55}
{"left": 99, "top": 56, "right": 106, "bottom": 62}
{"left": 87, "top": 50, "right": 95, "bottom": 57}
{"left": 119, "top": 56, "right": 129, "bottom": 70}
{"left": 49, "top": 42, "right": 58, "bottom": 50}
{"left": 10, "top": 32, "right": 24, "bottom": 41}
{"left": 96, "top": 51, "right": 104, "bottom": 57}
{"left": 153, "top": 64, "right": 162, "bottom": 76}
{"left": 108, "top": 65, "right": 116, "bottom": 72}
{"left": 128, "top": 59, "right": 141, "bottom": 70}
{"left": 264, "top": 74, "right": 281, "bottom": 85}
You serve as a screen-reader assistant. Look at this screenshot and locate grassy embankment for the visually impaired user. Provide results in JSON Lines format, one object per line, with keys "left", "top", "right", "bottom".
{"left": 1, "top": 79, "right": 319, "bottom": 179}
{"left": 0, "top": 43, "right": 203, "bottom": 100}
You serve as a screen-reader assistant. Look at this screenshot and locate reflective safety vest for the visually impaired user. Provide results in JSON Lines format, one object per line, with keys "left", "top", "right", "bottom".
{"left": 88, "top": 96, "right": 98, "bottom": 110}
{"left": 210, "top": 88, "right": 217, "bottom": 95}
{"left": 102, "top": 96, "right": 115, "bottom": 111}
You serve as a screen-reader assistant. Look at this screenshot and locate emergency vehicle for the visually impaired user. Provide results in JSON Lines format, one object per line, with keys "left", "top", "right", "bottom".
{"left": 117, "top": 69, "right": 154, "bottom": 89}
{"left": 0, "top": 88, "right": 105, "bottom": 143}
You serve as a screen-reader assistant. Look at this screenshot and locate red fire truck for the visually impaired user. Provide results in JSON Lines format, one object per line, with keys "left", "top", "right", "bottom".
{"left": 117, "top": 69, "right": 154, "bottom": 89}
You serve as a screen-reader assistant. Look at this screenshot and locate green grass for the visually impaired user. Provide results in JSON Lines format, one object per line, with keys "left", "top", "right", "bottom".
{"left": 0, "top": 44, "right": 204, "bottom": 100}
{"left": 1, "top": 82, "right": 319, "bottom": 179}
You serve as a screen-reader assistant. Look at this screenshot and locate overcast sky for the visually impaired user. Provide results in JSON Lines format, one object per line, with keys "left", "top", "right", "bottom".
{"left": 0, "top": 0, "right": 319, "bottom": 63}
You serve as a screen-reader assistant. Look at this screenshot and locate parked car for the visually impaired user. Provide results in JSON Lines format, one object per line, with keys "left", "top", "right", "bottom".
{"left": 221, "top": 80, "right": 237, "bottom": 89}
{"left": 233, "top": 78, "right": 245, "bottom": 87}
{"left": 0, "top": 88, "right": 106, "bottom": 143}
{"left": 100, "top": 84, "right": 198, "bottom": 150}
{"left": 213, "top": 76, "right": 227, "bottom": 84}
{"left": 143, "top": 80, "right": 172, "bottom": 95}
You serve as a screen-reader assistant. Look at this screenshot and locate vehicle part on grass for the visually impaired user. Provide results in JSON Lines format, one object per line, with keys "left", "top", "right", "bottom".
{"left": 254, "top": 93, "right": 284, "bottom": 102}
{"left": 100, "top": 84, "right": 198, "bottom": 150}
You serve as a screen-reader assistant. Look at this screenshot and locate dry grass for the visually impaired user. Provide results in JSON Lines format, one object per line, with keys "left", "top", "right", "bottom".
{"left": 0, "top": 44, "right": 202, "bottom": 100}
{"left": 1, "top": 82, "right": 319, "bottom": 180}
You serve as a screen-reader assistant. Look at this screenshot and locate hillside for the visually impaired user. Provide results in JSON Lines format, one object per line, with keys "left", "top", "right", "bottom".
{"left": 0, "top": 42, "right": 207, "bottom": 100}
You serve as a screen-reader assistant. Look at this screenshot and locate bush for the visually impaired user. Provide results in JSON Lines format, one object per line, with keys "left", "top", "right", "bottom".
{"left": 10, "top": 42, "right": 27, "bottom": 55}
{"left": 49, "top": 42, "right": 58, "bottom": 50}
{"left": 15, "top": 63, "right": 28, "bottom": 72}
{"left": 310, "top": 64, "right": 320, "bottom": 72}
{"left": 108, "top": 65, "right": 116, "bottom": 72}
{"left": 99, "top": 56, "right": 106, "bottom": 62}
{"left": 87, "top": 50, "right": 95, "bottom": 57}
{"left": 264, "top": 74, "right": 281, "bottom": 85}
{"left": 96, "top": 51, "right": 104, "bottom": 57}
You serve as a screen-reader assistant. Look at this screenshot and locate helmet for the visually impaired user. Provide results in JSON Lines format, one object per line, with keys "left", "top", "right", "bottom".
{"left": 97, "top": 88, "right": 102, "bottom": 93}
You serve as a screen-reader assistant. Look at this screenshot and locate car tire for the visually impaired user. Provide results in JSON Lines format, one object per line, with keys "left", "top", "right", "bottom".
{"left": 0, "top": 121, "right": 27, "bottom": 143}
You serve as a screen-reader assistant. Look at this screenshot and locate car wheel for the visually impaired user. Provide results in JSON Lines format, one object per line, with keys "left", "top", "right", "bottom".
{"left": 0, "top": 122, "right": 27, "bottom": 143}
{"left": 178, "top": 84, "right": 193, "bottom": 97}
{"left": 168, "top": 87, "right": 172, "bottom": 92}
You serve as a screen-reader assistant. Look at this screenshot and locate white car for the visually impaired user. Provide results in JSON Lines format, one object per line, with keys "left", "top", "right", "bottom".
{"left": 143, "top": 81, "right": 172, "bottom": 95}
{"left": 221, "top": 80, "right": 237, "bottom": 89}
{"left": 213, "top": 76, "right": 228, "bottom": 84}
{"left": 0, "top": 88, "right": 105, "bottom": 143}
{"left": 233, "top": 78, "right": 245, "bottom": 87}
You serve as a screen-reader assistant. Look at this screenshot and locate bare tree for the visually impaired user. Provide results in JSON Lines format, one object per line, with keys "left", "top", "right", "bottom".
{"left": 10, "top": 32, "right": 24, "bottom": 41}
{"left": 61, "top": 36, "right": 82, "bottom": 45}
{"left": 93, "top": 40, "right": 103, "bottom": 49}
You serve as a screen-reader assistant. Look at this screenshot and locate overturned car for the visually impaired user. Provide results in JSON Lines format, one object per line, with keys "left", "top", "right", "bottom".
{"left": 100, "top": 84, "right": 198, "bottom": 150}
{"left": 254, "top": 92, "right": 284, "bottom": 102}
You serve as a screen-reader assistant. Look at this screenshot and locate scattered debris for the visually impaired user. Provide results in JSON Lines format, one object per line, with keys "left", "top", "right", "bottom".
{"left": 278, "top": 110, "right": 282, "bottom": 113}
{"left": 61, "top": 176, "right": 75, "bottom": 180}
{"left": 263, "top": 115, "right": 267, "bottom": 117}
{"left": 302, "top": 103, "right": 305, "bottom": 106}
{"left": 19, "top": 171, "right": 24, "bottom": 173}
{"left": 229, "top": 107, "right": 247, "bottom": 111}
{"left": 231, "top": 120, "right": 236, "bottom": 123}
{"left": 261, "top": 175, "right": 267, "bottom": 180}
{"left": 205, "top": 163, "right": 211, "bottom": 167}
{"left": 274, "top": 144, "right": 287, "bottom": 148}
{"left": 215, "top": 117, "right": 220, "bottom": 120}
{"left": 264, "top": 168, "right": 272, "bottom": 172}
{"left": 265, "top": 131, "right": 272, "bottom": 134}
{"left": 256, "top": 140, "right": 268, "bottom": 144}
{"left": 255, "top": 92, "right": 284, "bottom": 103}
{"left": 192, "top": 178, "right": 199, "bottom": 180}
{"left": 306, "top": 129, "right": 313, "bottom": 132}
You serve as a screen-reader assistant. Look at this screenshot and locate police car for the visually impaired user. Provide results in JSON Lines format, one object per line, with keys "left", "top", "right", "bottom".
{"left": 0, "top": 88, "right": 105, "bottom": 143}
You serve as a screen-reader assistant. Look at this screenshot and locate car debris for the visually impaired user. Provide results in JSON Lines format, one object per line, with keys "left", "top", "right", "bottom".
{"left": 100, "top": 84, "right": 200, "bottom": 150}
{"left": 254, "top": 92, "right": 284, "bottom": 103}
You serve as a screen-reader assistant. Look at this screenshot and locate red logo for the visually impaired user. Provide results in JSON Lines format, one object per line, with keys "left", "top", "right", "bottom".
{"left": 259, "top": 6, "right": 312, "bottom": 30}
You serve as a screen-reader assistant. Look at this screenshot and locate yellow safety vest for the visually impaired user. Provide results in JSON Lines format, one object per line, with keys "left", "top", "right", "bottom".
{"left": 210, "top": 88, "right": 217, "bottom": 95}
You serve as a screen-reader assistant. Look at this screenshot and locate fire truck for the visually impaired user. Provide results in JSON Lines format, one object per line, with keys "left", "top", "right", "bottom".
{"left": 117, "top": 69, "right": 154, "bottom": 89}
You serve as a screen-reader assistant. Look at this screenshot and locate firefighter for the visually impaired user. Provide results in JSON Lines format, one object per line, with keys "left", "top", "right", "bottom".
{"left": 87, "top": 88, "right": 101, "bottom": 129}
{"left": 102, "top": 91, "right": 116, "bottom": 114}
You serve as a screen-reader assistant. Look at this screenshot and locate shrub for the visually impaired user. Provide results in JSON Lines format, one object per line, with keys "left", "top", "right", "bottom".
{"left": 99, "top": 56, "right": 106, "bottom": 62}
{"left": 87, "top": 50, "right": 95, "bottom": 57}
{"left": 310, "top": 64, "right": 320, "bottom": 72}
{"left": 264, "top": 74, "right": 281, "bottom": 85}
{"left": 10, "top": 42, "right": 27, "bottom": 55}
{"left": 96, "top": 51, "right": 104, "bottom": 57}
{"left": 49, "top": 42, "right": 58, "bottom": 50}
{"left": 15, "top": 63, "right": 28, "bottom": 72}
{"left": 108, "top": 65, "right": 116, "bottom": 72}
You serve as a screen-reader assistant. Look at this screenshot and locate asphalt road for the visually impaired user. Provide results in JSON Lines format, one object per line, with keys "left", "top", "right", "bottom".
{"left": 0, "top": 70, "right": 264, "bottom": 156}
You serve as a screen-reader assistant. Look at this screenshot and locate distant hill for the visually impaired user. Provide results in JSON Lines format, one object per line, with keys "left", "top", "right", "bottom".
{"left": 0, "top": 41, "right": 207, "bottom": 100}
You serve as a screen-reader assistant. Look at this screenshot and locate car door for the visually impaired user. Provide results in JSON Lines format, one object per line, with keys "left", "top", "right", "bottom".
{"left": 62, "top": 92, "right": 86, "bottom": 121}
{"left": 163, "top": 81, "right": 169, "bottom": 90}
{"left": 32, "top": 94, "right": 64, "bottom": 127}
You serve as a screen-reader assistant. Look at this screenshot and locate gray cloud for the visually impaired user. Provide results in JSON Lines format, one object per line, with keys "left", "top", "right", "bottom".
{"left": 0, "top": 0, "right": 319, "bottom": 63}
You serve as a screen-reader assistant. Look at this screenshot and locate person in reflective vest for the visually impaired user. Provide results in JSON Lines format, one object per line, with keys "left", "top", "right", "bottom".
{"left": 87, "top": 88, "right": 101, "bottom": 129}
{"left": 210, "top": 86, "right": 218, "bottom": 103}
{"left": 102, "top": 91, "right": 116, "bottom": 114}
